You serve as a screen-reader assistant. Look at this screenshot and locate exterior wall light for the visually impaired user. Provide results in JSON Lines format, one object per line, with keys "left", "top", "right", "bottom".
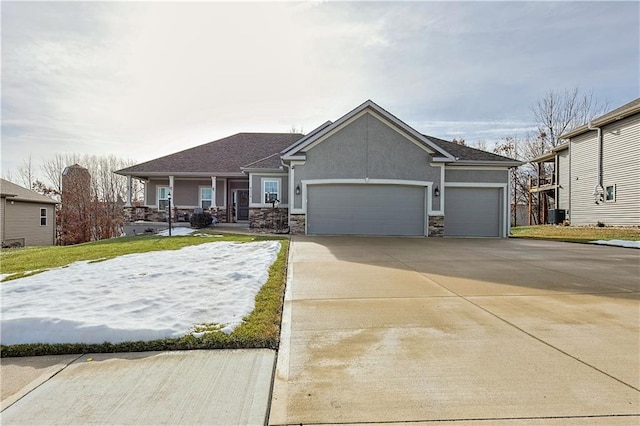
{"left": 434, "top": 186, "right": 440, "bottom": 197}
{"left": 296, "top": 185, "right": 301, "bottom": 195}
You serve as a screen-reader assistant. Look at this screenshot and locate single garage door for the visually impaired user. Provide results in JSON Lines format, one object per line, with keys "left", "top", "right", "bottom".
{"left": 307, "top": 184, "right": 425, "bottom": 236}
{"left": 445, "top": 187, "right": 503, "bottom": 237}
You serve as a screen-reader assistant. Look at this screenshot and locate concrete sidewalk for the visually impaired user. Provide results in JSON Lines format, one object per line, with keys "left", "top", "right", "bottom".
{"left": 269, "top": 237, "right": 640, "bottom": 425}
{"left": 1, "top": 349, "right": 275, "bottom": 425}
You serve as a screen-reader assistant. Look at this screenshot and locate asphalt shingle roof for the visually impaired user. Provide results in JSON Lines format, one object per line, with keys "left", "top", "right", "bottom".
{"left": 424, "top": 135, "right": 517, "bottom": 162}
{"left": 117, "top": 133, "right": 304, "bottom": 176}
{"left": 0, "top": 179, "right": 58, "bottom": 204}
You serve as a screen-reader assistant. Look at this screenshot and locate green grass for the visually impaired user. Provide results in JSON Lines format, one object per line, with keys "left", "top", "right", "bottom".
{"left": 0, "top": 232, "right": 290, "bottom": 357}
{"left": 511, "top": 225, "right": 640, "bottom": 243}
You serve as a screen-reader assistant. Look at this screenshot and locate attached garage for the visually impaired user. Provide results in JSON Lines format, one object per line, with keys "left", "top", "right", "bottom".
{"left": 444, "top": 186, "right": 504, "bottom": 237}
{"left": 306, "top": 184, "right": 426, "bottom": 236}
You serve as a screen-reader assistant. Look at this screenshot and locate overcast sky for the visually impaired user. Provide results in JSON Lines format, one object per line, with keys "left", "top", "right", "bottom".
{"left": 2, "top": 1, "right": 638, "bottom": 183}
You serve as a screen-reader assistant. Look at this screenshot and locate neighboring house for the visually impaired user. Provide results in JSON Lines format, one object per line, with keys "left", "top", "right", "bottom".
{"left": 0, "top": 179, "right": 58, "bottom": 247}
{"left": 117, "top": 100, "right": 521, "bottom": 237}
{"left": 530, "top": 98, "right": 640, "bottom": 226}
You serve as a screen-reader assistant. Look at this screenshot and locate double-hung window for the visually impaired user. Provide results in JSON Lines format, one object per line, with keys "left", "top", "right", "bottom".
{"left": 263, "top": 179, "right": 280, "bottom": 204}
{"left": 158, "top": 187, "right": 170, "bottom": 210}
{"left": 605, "top": 185, "right": 616, "bottom": 202}
{"left": 40, "top": 208, "right": 47, "bottom": 226}
{"left": 200, "top": 187, "right": 213, "bottom": 209}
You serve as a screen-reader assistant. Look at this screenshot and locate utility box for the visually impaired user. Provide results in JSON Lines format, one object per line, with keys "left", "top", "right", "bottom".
{"left": 549, "top": 209, "right": 566, "bottom": 224}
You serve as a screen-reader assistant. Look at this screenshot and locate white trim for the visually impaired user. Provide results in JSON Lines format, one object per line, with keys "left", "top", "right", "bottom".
{"left": 198, "top": 186, "right": 214, "bottom": 209}
{"left": 444, "top": 182, "right": 508, "bottom": 188}
{"left": 445, "top": 166, "right": 511, "bottom": 171}
{"left": 157, "top": 186, "right": 170, "bottom": 210}
{"left": 261, "top": 177, "right": 281, "bottom": 206}
{"left": 304, "top": 110, "right": 437, "bottom": 155}
{"left": 443, "top": 182, "right": 509, "bottom": 238}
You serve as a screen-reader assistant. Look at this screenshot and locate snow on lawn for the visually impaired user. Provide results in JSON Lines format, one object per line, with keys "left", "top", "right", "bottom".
{"left": 1, "top": 241, "right": 280, "bottom": 345}
{"left": 591, "top": 240, "right": 640, "bottom": 249}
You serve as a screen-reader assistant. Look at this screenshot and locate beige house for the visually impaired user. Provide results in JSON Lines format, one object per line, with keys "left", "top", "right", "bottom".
{"left": 530, "top": 97, "right": 640, "bottom": 226}
{"left": 1, "top": 179, "right": 58, "bottom": 247}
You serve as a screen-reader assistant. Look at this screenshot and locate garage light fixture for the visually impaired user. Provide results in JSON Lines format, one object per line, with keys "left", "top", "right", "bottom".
{"left": 296, "top": 185, "right": 301, "bottom": 195}
{"left": 434, "top": 186, "right": 440, "bottom": 197}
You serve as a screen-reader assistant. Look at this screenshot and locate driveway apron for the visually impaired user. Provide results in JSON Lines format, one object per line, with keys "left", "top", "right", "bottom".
{"left": 269, "top": 236, "right": 640, "bottom": 425}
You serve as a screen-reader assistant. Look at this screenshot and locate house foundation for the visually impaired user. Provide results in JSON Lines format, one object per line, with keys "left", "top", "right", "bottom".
{"left": 289, "top": 214, "right": 306, "bottom": 235}
{"left": 428, "top": 216, "right": 444, "bottom": 237}
{"left": 249, "top": 207, "right": 289, "bottom": 232}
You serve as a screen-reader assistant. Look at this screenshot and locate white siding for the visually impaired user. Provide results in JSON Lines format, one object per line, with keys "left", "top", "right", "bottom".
{"left": 569, "top": 114, "right": 640, "bottom": 225}
{"left": 557, "top": 149, "right": 570, "bottom": 210}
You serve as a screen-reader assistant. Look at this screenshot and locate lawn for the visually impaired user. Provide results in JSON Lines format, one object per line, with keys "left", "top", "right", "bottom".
{"left": 0, "top": 231, "right": 289, "bottom": 357}
{"left": 511, "top": 225, "right": 640, "bottom": 243}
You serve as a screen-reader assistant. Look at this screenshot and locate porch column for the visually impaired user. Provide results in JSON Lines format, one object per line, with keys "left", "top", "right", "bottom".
{"left": 125, "top": 175, "right": 132, "bottom": 207}
{"left": 211, "top": 176, "right": 217, "bottom": 208}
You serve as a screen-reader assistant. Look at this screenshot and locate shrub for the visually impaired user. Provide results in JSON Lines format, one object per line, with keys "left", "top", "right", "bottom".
{"left": 596, "top": 221, "right": 605, "bottom": 228}
{"left": 190, "top": 212, "right": 213, "bottom": 229}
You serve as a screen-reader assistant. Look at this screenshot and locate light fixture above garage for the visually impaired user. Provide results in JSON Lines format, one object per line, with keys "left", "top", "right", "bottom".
{"left": 434, "top": 186, "right": 440, "bottom": 197}
{"left": 296, "top": 185, "right": 301, "bottom": 195}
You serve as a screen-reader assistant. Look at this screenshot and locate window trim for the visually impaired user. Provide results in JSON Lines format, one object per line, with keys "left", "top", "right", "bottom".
{"left": 605, "top": 184, "right": 616, "bottom": 202}
{"left": 40, "top": 207, "right": 47, "bottom": 226}
{"left": 157, "top": 186, "right": 170, "bottom": 210}
{"left": 262, "top": 178, "right": 280, "bottom": 205}
{"left": 199, "top": 186, "right": 213, "bottom": 209}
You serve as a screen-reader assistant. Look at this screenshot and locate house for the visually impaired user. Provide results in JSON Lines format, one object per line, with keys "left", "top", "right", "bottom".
{"left": 530, "top": 98, "right": 640, "bottom": 226}
{"left": 0, "top": 179, "right": 58, "bottom": 247}
{"left": 117, "top": 100, "right": 521, "bottom": 237}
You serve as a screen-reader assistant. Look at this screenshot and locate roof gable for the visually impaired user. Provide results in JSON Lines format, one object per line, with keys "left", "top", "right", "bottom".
{"left": 281, "top": 100, "right": 456, "bottom": 161}
{"left": 0, "top": 179, "right": 58, "bottom": 204}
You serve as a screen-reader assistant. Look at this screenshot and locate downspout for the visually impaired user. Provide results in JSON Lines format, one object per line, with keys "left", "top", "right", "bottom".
{"left": 587, "top": 121, "right": 604, "bottom": 204}
{"left": 568, "top": 141, "right": 571, "bottom": 223}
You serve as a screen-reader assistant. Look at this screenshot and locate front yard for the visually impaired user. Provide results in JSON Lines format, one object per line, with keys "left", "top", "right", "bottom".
{"left": 0, "top": 231, "right": 289, "bottom": 357}
{"left": 511, "top": 225, "right": 640, "bottom": 244}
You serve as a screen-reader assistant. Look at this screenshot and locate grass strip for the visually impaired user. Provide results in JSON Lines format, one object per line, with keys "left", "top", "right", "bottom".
{"left": 1, "top": 236, "right": 289, "bottom": 357}
{"left": 511, "top": 225, "right": 640, "bottom": 243}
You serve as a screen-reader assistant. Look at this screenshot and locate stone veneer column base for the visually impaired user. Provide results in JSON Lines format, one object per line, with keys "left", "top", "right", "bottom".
{"left": 212, "top": 207, "right": 227, "bottom": 223}
{"left": 428, "top": 216, "right": 444, "bottom": 237}
{"left": 249, "top": 207, "right": 289, "bottom": 232}
{"left": 289, "top": 214, "right": 306, "bottom": 235}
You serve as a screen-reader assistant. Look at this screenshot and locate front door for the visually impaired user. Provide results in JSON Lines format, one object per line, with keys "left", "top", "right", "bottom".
{"left": 237, "top": 190, "right": 249, "bottom": 221}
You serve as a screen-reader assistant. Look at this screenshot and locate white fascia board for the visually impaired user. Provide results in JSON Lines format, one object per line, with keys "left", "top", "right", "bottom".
{"left": 240, "top": 168, "right": 285, "bottom": 174}
{"left": 281, "top": 155, "right": 306, "bottom": 162}
{"left": 445, "top": 165, "right": 511, "bottom": 171}
{"left": 452, "top": 160, "right": 523, "bottom": 167}
{"left": 280, "top": 121, "right": 333, "bottom": 156}
{"left": 444, "top": 182, "right": 508, "bottom": 188}
{"left": 431, "top": 157, "right": 454, "bottom": 163}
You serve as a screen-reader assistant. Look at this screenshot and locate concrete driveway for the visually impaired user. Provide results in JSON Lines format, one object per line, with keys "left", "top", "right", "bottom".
{"left": 270, "top": 237, "right": 640, "bottom": 425}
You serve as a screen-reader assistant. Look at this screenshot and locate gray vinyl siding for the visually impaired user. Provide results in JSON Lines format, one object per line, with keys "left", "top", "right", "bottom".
{"left": 250, "top": 175, "right": 289, "bottom": 205}
{"left": 444, "top": 169, "right": 509, "bottom": 183}
{"left": 557, "top": 149, "right": 570, "bottom": 210}
{"left": 0, "top": 198, "right": 5, "bottom": 242}
{"left": 3, "top": 201, "right": 55, "bottom": 246}
{"left": 570, "top": 114, "right": 640, "bottom": 225}
{"left": 293, "top": 112, "right": 442, "bottom": 210}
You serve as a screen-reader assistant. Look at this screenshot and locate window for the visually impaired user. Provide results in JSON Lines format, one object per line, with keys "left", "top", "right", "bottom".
{"left": 605, "top": 185, "right": 616, "bottom": 202}
{"left": 158, "top": 187, "right": 170, "bottom": 210}
{"left": 40, "top": 208, "right": 47, "bottom": 226}
{"left": 200, "top": 187, "right": 213, "bottom": 209}
{"left": 263, "top": 179, "right": 280, "bottom": 204}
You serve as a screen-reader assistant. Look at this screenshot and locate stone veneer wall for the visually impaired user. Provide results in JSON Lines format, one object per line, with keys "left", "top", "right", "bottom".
{"left": 211, "top": 207, "right": 227, "bottom": 223}
{"left": 428, "top": 216, "right": 444, "bottom": 237}
{"left": 249, "top": 207, "right": 289, "bottom": 232}
{"left": 289, "top": 214, "right": 306, "bottom": 235}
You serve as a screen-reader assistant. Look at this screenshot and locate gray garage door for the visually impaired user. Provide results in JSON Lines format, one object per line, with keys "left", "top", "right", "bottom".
{"left": 307, "top": 184, "right": 425, "bottom": 236}
{"left": 444, "top": 187, "right": 502, "bottom": 237}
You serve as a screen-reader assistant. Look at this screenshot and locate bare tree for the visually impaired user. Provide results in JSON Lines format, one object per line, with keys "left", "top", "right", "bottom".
{"left": 531, "top": 87, "right": 608, "bottom": 154}
{"left": 18, "top": 155, "right": 36, "bottom": 189}
{"left": 471, "top": 140, "right": 489, "bottom": 152}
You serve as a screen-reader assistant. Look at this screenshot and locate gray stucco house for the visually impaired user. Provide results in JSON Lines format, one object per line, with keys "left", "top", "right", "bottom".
{"left": 0, "top": 179, "right": 58, "bottom": 247}
{"left": 117, "top": 100, "right": 521, "bottom": 237}
{"left": 530, "top": 97, "right": 639, "bottom": 226}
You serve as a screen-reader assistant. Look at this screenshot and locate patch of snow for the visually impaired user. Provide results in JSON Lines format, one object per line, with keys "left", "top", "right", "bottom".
{"left": 1, "top": 241, "right": 281, "bottom": 345}
{"left": 590, "top": 239, "right": 640, "bottom": 249}
{"left": 156, "top": 227, "right": 196, "bottom": 237}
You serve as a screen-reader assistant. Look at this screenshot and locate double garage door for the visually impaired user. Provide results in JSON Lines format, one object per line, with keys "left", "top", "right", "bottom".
{"left": 307, "top": 184, "right": 426, "bottom": 236}
{"left": 306, "top": 184, "right": 503, "bottom": 237}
